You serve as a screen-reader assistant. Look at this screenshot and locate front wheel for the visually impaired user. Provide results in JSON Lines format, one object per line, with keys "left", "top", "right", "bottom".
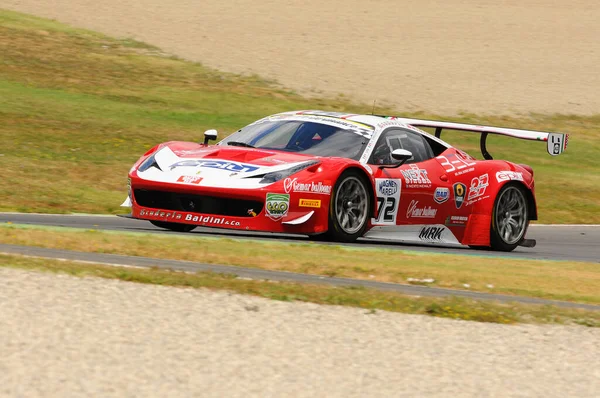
{"left": 490, "top": 184, "right": 529, "bottom": 251}
{"left": 323, "top": 170, "right": 371, "bottom": 243}
{"left": 150, "top": 220, "right": 197, "bottom": 233}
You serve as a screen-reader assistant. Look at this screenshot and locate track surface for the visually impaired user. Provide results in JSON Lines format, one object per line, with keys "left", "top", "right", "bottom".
{"left": 2, "top": 213, "right": 599, "bottom": 263}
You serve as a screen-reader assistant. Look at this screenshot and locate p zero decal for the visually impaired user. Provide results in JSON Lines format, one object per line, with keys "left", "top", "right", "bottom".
{"left": 453, "top": 183, "right": 466, "bottom": 209}
{"left": 372, "top": 178, "right": 401, "bottom": 225}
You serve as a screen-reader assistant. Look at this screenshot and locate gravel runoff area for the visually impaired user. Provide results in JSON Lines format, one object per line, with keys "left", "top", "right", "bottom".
{"left": 3, "top": 0, "right": 600, "bottom": 116}
{"left": 1, "top": 267, "right": 599, "bottom": 397}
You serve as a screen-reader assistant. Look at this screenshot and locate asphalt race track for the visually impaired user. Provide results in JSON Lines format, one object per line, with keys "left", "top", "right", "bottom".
{"left": 1, "top": 213, "right": 599, "bottom": 263}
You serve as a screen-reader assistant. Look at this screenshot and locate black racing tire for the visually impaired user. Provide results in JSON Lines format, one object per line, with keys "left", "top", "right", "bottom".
{"left": 307, "top": 233, "right": 329, "bottom": 242}
{"left": 322, "top": 170, "right": 371, "bottom": 243}
{"left": 150, "top": 220, "right": 197, "bottom": 233}
{"left": 489, "top": 183, "right": 530, "bottom": 252}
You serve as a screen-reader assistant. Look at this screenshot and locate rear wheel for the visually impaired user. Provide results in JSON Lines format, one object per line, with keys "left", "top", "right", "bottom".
{"left": 323, "top": 170, "right": 371, "bottom": 243}
{"left": 150, "top": 220, "right": 197, "bottom": 233}
{"left": 490, "top": 184, "right": 529, "bottom": 251}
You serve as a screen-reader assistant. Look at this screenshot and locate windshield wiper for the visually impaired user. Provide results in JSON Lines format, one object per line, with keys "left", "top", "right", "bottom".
{"left": 227, "top": 141, "right": 255, "bottom": 148}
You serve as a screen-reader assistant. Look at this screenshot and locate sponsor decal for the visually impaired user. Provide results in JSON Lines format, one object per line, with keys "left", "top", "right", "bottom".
{"left": 401, "top": 164, "right": 432, "bottom": 188}
{"left": 446, "top": 215, "right": 468, "bottom": 227}
{"left": 465, "top": 195, "right": 490, "bottom": 207}
{"left": 176, "top": 175, "right": 203, "bottom": 184}
{"left": 496, "top": 171, "right": 524, "bottom": 183}
{"left": 453, "top": 182, "right": 467, "bottom": 209}
{"left": 283, "top": 178, "right": 294, "bottom": 193}
{"left": 265, "top": 193, "right": 290, "bottom": 220}
{"left": 436, "top": 153, "right": 476, "bottom": 174}
{"left": 184, "top": 214, "right": 241, "bottom": 226}
{"left": 360, "top": 137, "right": 377, "bottom": 163}
{"left": 455, "top": 167, "right": 475, "bottom": 176}
{"left": 433, "top": 187, "right": 450, "bottom": 204}
{"left": 373, "top": 178, "right": 402, "bottom": 225}
{"left": 140, "top": 209, "right": 182, "bottom": 220}
{"left": 378, "top": 179, "right": 399, "bottom": 196}
{"left": 297, "top": 113, "right": 374, "bottom": 135}
{"left": 299, "top": 199, "right": 321, "bottom": 208}
{"left": 419, "top": 226, "right": 445, "bottom": 242}
{"left": 468, "top": 174, "right": 489, "bottom": 201}
{"left": 139, "top": 209, "right": 241, "bottom": 226}
{"left": 283, "top": 178, "right": 332, "bottom": 195}
{"left": 376, "top": 120, "right": 402, "bottom": 129}
{"left": 169, "top": 160, "right": 259, "bottom": 173}
{"left": 406, "top": 200, "right": 437, "bottom": 219}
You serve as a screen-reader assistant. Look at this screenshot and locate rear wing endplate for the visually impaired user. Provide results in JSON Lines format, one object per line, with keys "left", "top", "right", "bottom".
{"left": 386, "top": 117, "right": 569, "bottom": 160}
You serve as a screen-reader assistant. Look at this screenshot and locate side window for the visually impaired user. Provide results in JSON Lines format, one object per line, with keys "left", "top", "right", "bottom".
{"left": 369, "top": 129, "right": 434, "bottom": 165}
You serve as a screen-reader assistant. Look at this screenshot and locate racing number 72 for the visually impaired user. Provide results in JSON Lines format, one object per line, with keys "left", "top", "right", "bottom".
{"left": 375, "top": 196, "right": 396, "bottom": 223}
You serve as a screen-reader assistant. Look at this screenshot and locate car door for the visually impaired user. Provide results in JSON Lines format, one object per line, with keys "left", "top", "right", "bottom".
{"left": 368, "top": 128, "right": 451, "bottom": 228}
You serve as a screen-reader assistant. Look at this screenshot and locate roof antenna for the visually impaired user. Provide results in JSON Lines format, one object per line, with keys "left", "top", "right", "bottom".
{"left": 371, "top": 100, "right": 376, "bottom": 115}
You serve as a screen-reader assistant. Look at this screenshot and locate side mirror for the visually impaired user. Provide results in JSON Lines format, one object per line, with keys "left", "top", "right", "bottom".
{"left": 203, "top": 129, "right": 218, "bottom": 145}
{"left": 380, "top": 149, "right": 413, "bottom": 169}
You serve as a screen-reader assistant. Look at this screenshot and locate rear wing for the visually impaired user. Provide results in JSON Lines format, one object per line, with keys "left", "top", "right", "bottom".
{"left": 385, "top": 117, "right": 569, "bottom": 160}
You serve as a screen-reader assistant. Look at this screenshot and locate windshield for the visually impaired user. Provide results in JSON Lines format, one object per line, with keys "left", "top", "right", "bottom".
{"left": 219, "top": 120, "right": 368, "bottom": 160}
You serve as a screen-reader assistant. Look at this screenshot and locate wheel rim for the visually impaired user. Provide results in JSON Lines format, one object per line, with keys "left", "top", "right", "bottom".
{"left": 334, "top": 176, "right": 368, "bottom": 235}
{"left": 494, "top": 186, "right": 528, "bottom": 245}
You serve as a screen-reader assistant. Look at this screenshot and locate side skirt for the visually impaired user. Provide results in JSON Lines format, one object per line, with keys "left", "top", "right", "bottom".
{"left": 362, "top": 224, "right": 464, "bottom": 247}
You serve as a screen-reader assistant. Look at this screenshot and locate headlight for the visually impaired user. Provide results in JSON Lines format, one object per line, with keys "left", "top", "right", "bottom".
{"left": 137, "top": 153, "right": 162, "bottom": 172}
{"left": 258, "top": 161, "right": 320, "bottom": 184}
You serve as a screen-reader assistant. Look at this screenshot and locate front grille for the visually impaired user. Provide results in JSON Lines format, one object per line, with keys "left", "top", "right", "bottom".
{"left": 134, "top": 189, "right": 262, "bottom": 217}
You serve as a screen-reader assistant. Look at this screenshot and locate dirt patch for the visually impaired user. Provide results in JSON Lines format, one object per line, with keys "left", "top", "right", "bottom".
{"left": 3, "top": 0, "right": 600, "bottom": 115}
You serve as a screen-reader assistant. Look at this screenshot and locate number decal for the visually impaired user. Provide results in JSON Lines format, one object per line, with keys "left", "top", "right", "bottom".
{"left": 467, "top": 174, "right": 489, "bottom": 200}
{"left": 372, "top": 179, "right": 402, "bottom": 225}
{"left": 376, "top": 197, "right": 397, "bottom": 223}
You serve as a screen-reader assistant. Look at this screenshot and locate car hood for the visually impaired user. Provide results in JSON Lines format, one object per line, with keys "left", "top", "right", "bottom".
{"left": 134, "top": 144, "right": 321, "bottom": 189}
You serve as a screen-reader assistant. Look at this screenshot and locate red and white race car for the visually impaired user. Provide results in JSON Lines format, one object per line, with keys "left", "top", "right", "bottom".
{"left": 122, "top": 111, "right": 568, "bottom": 251}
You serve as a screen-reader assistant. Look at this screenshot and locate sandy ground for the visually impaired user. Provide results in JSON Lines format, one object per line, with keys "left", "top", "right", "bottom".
{"left": 3, "top": 0, "right": 600, "bottom": 115}
{"left": 1, "top": 267, "right": 599, "bottom": 397}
